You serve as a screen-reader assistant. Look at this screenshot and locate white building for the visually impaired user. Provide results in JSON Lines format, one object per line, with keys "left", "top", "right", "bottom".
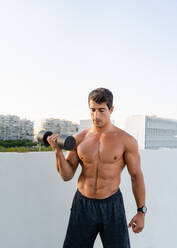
{"left": 125, "top": 115, "right": 177, "bottom": 150}
{"left": 0, "top": 115, "right": 34, "bottom": 140}
{"left": 39, "top": 118, "right": 79, "bottom": 137}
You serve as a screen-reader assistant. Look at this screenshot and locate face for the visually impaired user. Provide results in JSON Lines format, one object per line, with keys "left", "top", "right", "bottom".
{"left": 89, "top": 100, "right": 114, "bottom": 127}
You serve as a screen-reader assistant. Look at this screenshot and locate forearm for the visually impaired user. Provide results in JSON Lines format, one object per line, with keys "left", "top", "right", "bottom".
{"left": 55, "top": 149, "right": 73, "bottom": 181}
{"left": 131, "top": 172, "right": 146, "bottom": 208}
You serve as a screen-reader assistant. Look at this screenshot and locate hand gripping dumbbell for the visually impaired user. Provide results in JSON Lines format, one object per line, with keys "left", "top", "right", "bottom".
{"left": 37, "top": 130, "right": 76, "bottom": 151}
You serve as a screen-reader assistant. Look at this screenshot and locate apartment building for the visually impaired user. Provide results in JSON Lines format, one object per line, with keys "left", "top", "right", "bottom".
{"left": 0, "top": 115, "right": 34, "bottom": 140}
{"left": 125, "top": 115, "right": 177, "bottom": 150}
{"left": 40, "top": 118, "right": 79, "bottom": 136}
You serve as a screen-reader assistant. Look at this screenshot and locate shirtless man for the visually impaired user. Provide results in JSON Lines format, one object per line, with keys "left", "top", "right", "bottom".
{"left": 47, "top": 88, "right": 147, "bottom": 248}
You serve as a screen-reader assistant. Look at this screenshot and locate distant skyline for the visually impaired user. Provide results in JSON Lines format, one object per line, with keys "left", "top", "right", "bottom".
{"left": 0, "top": 1, "right": 177, "bottom": 127}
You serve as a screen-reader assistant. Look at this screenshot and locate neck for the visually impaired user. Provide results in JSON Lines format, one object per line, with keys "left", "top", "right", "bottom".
{"left": 92, "top": 121, "right": 113, "bottom": 133}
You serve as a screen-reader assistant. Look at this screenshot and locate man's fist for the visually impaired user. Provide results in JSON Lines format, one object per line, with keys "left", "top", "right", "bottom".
{"left": 128, "top": 212, "right": 145, "bottom": 233}
{"left": 47, "top": 133, "right": 60, "bottom": 152}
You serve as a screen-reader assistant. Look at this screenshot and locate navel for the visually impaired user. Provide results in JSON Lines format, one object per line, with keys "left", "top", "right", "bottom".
{"left": 114, "top": 156, "right": 117, "bottom": 160}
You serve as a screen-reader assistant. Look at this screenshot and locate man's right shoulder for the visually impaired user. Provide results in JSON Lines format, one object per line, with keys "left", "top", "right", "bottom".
{"left": 74, "top": 128, "right": 90, "bottom": 145}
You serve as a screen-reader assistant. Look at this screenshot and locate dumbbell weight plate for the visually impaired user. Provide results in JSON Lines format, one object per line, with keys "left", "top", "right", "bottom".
{"left": 57, "top": 135, "right": 76, "bottom": 151}
{"left": 37, "top": 130, "right": 53, "bottom": 147}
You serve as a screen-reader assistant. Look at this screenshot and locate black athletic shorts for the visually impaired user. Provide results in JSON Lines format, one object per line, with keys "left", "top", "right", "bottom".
{"left": 63, "top": 187, "right": 131, "bottom": 248}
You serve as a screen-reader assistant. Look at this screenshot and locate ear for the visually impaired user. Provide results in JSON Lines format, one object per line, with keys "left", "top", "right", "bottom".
{"left": 110, "top": 106, "right": 114, "bottom": 114}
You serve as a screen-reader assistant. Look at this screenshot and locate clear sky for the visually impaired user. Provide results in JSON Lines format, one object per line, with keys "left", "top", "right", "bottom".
{"left": 0, "top": 0, "right": 177, "bottom": 127}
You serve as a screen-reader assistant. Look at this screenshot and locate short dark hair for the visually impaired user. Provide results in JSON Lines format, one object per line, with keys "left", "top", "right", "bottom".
{"left": 88, "top": 88, "right": 113, "bottom": 109}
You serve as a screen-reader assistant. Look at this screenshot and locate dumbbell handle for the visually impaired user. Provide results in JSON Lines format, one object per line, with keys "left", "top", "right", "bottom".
{"left": 37, "top": 130, "right": 76, "bottom": 151}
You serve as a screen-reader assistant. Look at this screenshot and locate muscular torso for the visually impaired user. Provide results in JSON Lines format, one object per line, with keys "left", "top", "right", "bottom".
{"left": 76, "top": 126, "right": 127, "bottom": 199}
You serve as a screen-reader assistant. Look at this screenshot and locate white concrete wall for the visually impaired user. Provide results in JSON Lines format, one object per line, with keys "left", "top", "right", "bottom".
{"left": 0, "top": 149, "right": 177, "bottom": 248}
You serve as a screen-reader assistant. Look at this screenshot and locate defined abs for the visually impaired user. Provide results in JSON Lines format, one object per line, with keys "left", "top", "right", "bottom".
{"left": 77, "top": 171, "right": 121, "bottom": 199}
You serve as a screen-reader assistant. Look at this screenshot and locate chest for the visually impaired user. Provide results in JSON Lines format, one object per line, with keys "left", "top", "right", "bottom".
{"left": 77, "top": 134, "right": 124, "bottom": 164}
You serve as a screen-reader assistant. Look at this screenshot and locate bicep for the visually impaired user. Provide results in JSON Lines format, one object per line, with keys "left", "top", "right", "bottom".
{"left": 124, "top": 137, "right": 142, "bottom": 178}
{"left": 65, "top": 149, "right": 80, "bottom": 174}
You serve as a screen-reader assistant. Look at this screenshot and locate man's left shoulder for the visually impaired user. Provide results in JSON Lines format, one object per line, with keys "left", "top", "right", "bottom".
{"left": 115, "top": 127, "right": 138, "bottom": 151}
{"left": 114, "top": 126, "right": 135, "bottom": 139}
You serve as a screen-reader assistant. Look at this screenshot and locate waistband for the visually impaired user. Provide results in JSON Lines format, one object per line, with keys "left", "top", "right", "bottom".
{"left": 76, "top": 187, "right": 122, "bottom": 203}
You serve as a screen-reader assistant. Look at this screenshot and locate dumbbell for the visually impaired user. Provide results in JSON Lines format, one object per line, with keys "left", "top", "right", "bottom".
{"left": 37, "top": 130, "right": 76, "bottom": 151}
